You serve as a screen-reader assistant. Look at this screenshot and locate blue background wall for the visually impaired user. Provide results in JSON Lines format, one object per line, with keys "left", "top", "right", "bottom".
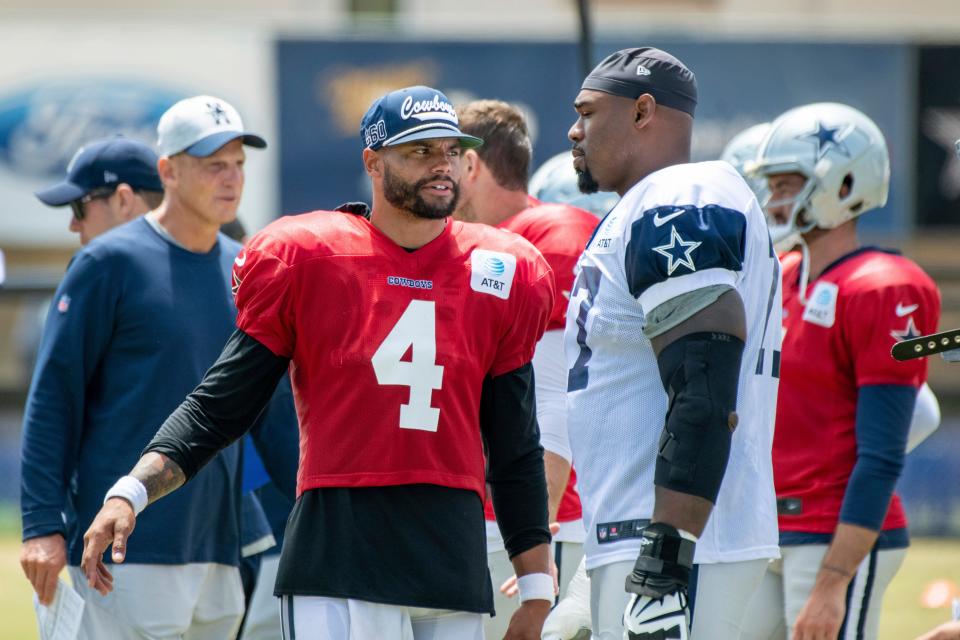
{"left": 276, "top": 38, "right": 912, "bottom": 234}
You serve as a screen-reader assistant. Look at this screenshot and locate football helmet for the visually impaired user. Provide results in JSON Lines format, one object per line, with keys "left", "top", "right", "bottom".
{"left": 528, "top": 152, "right": 620, "bottom": 217}
{"left": 720, "top": 122, "right": 770, "bottom": 201}
{"left": 749, "top": 102, "right": 889, "bottom": 244}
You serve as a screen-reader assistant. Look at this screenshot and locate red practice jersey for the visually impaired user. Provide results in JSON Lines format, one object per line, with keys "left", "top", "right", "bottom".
{"left": 483, "top": 199, "right": 599, "bottom": 524}
{"left": 774, "top": 248, "right": 940, "bottom": 534}
{"left": 501, "top": 198, "right": 600, "bottom": 331}
{"left": 233, "top": 211, "right": 554, "bottom": 499}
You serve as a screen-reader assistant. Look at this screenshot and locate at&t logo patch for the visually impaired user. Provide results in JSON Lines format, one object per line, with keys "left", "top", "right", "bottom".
{"left": 802, "top": 281, "right": 839, "bottom": 328}
{"left": 470, "top": 249, "right": 516, "bottom": 300}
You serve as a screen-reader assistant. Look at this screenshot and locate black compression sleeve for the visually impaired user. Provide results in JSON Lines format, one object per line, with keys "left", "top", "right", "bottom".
{"left": 480, "top": 362, "right": 551, "bottom": 558}
{"left": 144, "top": 329, "right": 290, "bottom": 481}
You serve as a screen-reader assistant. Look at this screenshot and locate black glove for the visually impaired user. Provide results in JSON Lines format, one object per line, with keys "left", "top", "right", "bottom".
{"left": 622, "top": 522, "right": 695, "bottom": 640}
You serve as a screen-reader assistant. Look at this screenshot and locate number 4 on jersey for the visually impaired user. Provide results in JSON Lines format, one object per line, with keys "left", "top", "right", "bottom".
{"left": 372, "top": 300, "right": 444, "bottom": 431}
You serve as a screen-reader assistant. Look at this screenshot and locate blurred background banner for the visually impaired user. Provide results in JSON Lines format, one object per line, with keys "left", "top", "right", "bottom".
{"left": 604, "top": 39, "right": 914, "bottom": 236}
{"left": 0, "top": 23, "right": 277, "bottom": 247}
{"left": 277, "top": 38, "right": 912, "bottom": 238}
{"left": 277, "top": 38, "right": 582, "bottom": 215}
{"left": 916, "top": 45, "right": 960, "bottom": 228}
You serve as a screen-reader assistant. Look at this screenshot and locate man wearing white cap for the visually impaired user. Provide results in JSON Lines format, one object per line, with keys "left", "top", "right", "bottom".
{"left": 20, "top": 95, "right": 270, "bottom": 639}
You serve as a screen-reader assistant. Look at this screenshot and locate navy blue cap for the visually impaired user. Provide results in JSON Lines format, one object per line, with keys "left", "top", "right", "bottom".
{"left": 582, "top": 47, "right": 698, "bottom": 117}
{"left": 35, "top": 137, "right": 162, "bottom": 207}
{"left": 360, "top": 86, "right": 483, "bottom": 151}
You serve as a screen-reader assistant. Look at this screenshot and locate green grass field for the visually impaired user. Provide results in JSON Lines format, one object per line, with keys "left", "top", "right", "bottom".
{"left": 0, "top": 533, "right": 957, "bottom": 639}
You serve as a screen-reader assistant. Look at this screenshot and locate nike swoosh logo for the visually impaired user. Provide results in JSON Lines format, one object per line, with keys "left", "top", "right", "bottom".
{"left": 652, "top": 208, "right": 685, "bottom": 227}
{"left": 234, "top": 253, "right": 247, "bottom": 267}
{"left": 896, "top": 303, "right": 918, "bottom": 317}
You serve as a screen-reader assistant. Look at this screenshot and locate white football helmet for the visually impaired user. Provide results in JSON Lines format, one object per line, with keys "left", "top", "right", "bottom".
{"left": 749, "top": 102, "right": 890, "bottom": 244}
{"left": 528, "top": 152, "right": 620, "bottom": 218}
{"left": 720, "top": 122, "right": 771, "bottom": 200}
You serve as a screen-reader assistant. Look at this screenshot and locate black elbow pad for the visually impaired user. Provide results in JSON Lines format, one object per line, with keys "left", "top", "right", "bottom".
{"left": 654, "top": 332, "right": 744, "bottom": 503}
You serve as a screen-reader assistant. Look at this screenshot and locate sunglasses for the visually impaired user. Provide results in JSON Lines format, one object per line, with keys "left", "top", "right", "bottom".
{"left": 69, "top": 186, "right": 117, "bottom": 221}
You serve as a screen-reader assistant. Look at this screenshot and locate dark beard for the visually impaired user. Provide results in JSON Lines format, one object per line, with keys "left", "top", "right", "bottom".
{"left": 383, "top": 166, "right": 459, "bottom": 220}
{"left": 576, "top": 164, "right": 600, "bottom": 194}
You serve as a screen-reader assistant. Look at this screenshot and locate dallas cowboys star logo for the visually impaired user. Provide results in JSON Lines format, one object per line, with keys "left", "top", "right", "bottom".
{"left": 206, "top": 102, "right": 230, "bottom": 125}
{"left": 890, "top": 315, "right": 921, "bottom": 343}
{"left": 921, "top": 108, "right": 960, "bottom": 199}
{"left": 653, "top": 225, "right": 701, "bottom": 275}
{"left": 799, "top": 121, "right": 850, "bottom": 160}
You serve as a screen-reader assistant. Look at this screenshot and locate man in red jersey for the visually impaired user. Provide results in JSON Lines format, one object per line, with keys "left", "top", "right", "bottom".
{"left": 453, "top": 99, "right": 599, "bottom": 639}
{"left": 741, "top": 103, "right": 941, "bottom": 640}
{"left": 79, "top": 85, "right": 557, "bottom": 640}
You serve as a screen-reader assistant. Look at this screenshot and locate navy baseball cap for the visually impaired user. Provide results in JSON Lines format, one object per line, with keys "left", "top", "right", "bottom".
{"left": 360, "top": 86, "right": 483, "bottom": 151}
{"left": 582, "top": 47, "right": 698, "bottom": 117}
{"left": 35, "top": 137, "right": 163, "bottom": 207}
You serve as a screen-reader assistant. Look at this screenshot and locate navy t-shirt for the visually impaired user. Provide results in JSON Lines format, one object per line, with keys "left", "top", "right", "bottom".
{"left": 21, "top": 217, "right": 245, "bottom": 566}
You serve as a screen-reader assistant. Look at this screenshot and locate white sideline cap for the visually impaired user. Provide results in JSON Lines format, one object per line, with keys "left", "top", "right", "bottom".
{"left": 157, "top": 95, "right": 266, "bottom": 158}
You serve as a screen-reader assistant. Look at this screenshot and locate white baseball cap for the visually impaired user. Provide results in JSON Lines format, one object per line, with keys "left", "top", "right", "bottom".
{"left": 157, "top": 95, "right": 267, "bottom": 158}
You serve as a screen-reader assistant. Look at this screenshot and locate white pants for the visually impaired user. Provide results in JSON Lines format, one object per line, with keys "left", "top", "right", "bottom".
{"left": 588, "top": 558, "right": 769, "bottom": 640}
{"left": 541, "top": 557, "right": 592, "bottom": 640}
{"left": 67, "top": 563, "right": 244, "bottom": 640}
{"left": 279, "top": 595, "right": 484, "bottom": 640}
{"left": 241, "top": 554, "right": 282, "bottom": 640}
{"left": 484, "top": 541, "right": 584, "bottom": 639}
{"left": 740, "top": 544, "right": 907, "bottom": 640}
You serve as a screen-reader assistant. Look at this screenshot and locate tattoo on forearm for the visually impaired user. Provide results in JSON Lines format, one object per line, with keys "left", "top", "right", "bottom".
{"left": 130, "top": 452, "right": 186, "bottom": 503}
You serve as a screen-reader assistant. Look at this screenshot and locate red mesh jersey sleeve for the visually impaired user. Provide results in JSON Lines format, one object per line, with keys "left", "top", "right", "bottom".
{"left": 845, "top": 265, "right": 940, "bottom": 388}
{"left": 233, "top": 235, "right": 296, "bottom": 358}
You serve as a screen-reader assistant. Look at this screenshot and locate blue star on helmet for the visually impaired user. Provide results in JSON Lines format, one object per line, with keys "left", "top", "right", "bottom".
{"left": 653, "top": 225, "right": 702, "bottom": 276}
{"left": 890, "top": 316, "right": 921, "bottom": 343}
{"left": 799, "top": 121, "right": 850, "bottom": 160}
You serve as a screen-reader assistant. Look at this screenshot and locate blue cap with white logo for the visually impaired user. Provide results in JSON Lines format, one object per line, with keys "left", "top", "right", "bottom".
{"left": 360, "top": 86, "right": 483, "bottom": 151}
{"left": 35, "top": 137, "right": 162, "bottom": 207}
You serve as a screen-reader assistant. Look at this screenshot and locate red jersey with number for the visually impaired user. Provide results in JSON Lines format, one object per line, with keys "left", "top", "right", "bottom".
{"left": 233, "top": 210, "right": 554, "bottom": 499}
{"left": 775, "top": 248, "right": 940, "bottom": 533}
{"left": 482, "top": 200, "right": 599, "bottom": 524}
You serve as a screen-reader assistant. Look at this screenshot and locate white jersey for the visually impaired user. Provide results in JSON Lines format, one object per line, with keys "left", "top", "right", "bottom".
{"left": 564, "top": 161, "right": 781, "bottom": 568}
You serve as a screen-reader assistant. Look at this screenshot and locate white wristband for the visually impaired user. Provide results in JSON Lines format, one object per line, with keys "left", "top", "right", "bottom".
{"left": 104, "top": 476, "right": 148, "bottom": 515}
{"left": 517, "top": 572, "right": 554, "bottom": 603}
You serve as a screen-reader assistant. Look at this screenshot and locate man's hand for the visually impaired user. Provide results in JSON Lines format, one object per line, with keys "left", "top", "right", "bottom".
{"left": 916, "top": 621, "right": 960, "bottom": 640}
{"left": 793, "top": 577, "right": 847, "bottom": 640}
{"left": 79, "top": 498, "right": 137, "bottom": 596}
{"left": 623, "top": 591, "right": 689, "bottom": 640}
{"left": 20, "top": 533, "right": 67, "bottom": 605}
{"left": 622, "top": 522, "right": 695, "bottom": 640}
{"left": 503, "top": 599, "right": 551, "bottom": 640}
{"left": 500, "top": 523, "right": 561, "bottom": 598}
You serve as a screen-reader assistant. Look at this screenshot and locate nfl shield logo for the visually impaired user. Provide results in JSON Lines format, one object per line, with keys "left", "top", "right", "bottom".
{"left": 57, "top": 294, "right": 71, "bottom": 313}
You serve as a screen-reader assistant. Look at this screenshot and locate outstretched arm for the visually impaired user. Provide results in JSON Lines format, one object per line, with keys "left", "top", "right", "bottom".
{"left": 80, "top": 329, "right": 289, "bottom": 594}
